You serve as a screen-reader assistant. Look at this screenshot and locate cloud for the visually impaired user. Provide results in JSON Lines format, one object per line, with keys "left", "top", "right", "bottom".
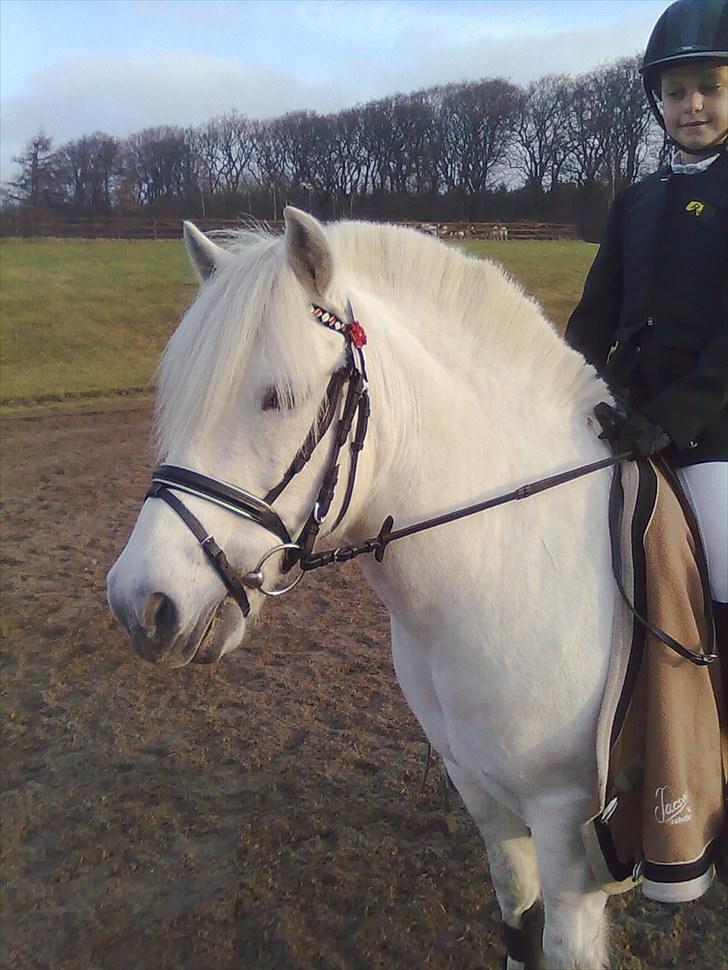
{"left": 0, "top": 51, "right": 340, "bottom": 181}
{"left": 383, "top": 23, "right": 645, "bottom": 94}
{"left": 0, "top": 1, "right": 664, "bottom": 184}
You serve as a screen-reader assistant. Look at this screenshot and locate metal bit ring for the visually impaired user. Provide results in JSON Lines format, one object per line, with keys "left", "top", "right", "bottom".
{"left": 242, "top": 543, "right": 304, "bottom": 597}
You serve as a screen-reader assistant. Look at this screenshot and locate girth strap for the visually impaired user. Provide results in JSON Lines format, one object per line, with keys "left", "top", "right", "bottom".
{"left": 147, "top": 483, "right": 251, "bottom": 617}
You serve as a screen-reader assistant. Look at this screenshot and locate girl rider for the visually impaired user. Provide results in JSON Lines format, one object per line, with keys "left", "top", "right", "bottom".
{"left": 565, "top": 0, "right": 727, "bottom": 661}
{"left": 565, "top": 0, "right": 727, "bottom": 885}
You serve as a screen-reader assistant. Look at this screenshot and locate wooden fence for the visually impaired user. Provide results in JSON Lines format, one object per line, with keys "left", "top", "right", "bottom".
{"left": 400, "top": 221, "right": 576, "bottom": 240}
{"left": 0, "top": 215, "right": 576, "bottom": 241}
{"left": 0, "top": 216, "right": 250, "bottom": 240}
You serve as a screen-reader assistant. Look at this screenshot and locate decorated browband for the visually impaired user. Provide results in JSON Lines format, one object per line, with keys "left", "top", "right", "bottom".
{"left": 311, "top": 303, "right": 367, "bottom": 349}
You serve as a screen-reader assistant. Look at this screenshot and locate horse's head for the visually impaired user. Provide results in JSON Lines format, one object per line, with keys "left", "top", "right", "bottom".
{"left": 107, "top": 208, "right": 368, "bottom": 666}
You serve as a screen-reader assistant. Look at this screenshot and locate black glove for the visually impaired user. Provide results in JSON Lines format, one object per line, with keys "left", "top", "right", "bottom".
{"left": 594, "top": 402, "right": 670, "bottom": 460}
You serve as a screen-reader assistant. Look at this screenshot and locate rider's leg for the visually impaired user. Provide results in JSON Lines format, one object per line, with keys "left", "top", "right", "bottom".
{"left": 445, "top": 760, "right": 543, "bottom": 970}
{"left": 675, "top": 461, "right": 728, "bottom": 607}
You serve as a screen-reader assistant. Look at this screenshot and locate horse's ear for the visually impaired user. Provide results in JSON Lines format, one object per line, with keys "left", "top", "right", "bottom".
{"left": 284, "top": 206, "right": 333, "bottom": 298}
{"left": 183, "top": 221, "right": 230, "bottom": 284}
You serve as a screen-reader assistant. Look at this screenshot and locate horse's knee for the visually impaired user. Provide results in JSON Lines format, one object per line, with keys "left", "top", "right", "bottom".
{"left": 445, "top": 763, "right": 541, "bottom": 918}
{"left": 541, "top": 891, "right": 609, "bottom": 970}
{"left": 487, "top": 834, "right": 541, "bottom": 922}
{"left": 502, "top": 889, "right": 608, "bottom": 970}
{"left": 527, "top": 802, "right": 609, "bottom": 968}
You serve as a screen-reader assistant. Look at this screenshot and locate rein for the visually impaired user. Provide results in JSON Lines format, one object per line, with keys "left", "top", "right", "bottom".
{"left": 300, "top": 452, "right": 632, "bottom": 570}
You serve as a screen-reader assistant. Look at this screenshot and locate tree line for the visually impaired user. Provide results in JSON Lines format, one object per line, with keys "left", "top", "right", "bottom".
{"left": 3, "top": 55, "right": 664, "bottom": 238}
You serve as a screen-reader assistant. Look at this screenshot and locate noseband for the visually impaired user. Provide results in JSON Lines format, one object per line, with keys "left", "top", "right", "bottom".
{"left": 145, "top": 301, "right": 370, "bottom": 617}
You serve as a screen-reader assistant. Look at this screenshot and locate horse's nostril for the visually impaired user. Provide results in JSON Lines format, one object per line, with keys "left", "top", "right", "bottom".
{"left": 139, "top": 592, "right": 179, "bottom": 643}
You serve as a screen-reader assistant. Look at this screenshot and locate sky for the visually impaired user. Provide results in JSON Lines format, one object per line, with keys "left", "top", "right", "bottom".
{"left": 0, "top": 0, "right": 674, "bottom": 184}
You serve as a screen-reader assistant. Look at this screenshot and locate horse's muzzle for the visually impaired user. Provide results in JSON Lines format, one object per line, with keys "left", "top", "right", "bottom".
{"left": 106, "top": 568, "right": 235, "bottom": 667}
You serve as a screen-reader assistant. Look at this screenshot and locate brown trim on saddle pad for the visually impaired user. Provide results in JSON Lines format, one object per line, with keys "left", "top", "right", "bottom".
{"left": 582, "top": 460, "right": 726, "bottom": 903}
{"left": 608, "top": 464, "right": 656, "bottom": 748}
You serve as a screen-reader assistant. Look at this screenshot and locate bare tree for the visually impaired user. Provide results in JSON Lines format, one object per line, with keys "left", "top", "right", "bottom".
{"left": 251, "top": 119, "right": 288, "bottom": 219}
{"left": 564, "top": 72, "right": 611, "bottom": 188}
{"left": 193, "top": 119, "right": 226, "bottom": 198}
{"left": 194, "top": 111, "right": 257, "bottom": 200}
{"left": 9, "top": 133, "right": 60, "bottom": 208}
{"left": 386, "top": 91, "right": 439, "bottom": 195}
{"left": 438, "top": 79, "right": 521, "bottom": 216}
{"left": 4, "top": 53, "right": 666, "bottom": 228}
{"left": 55, "top": 133, "right": 118, "bottom": 214}
{"left": 600, "top": 55, "right": 655, "bottom": 199}
{"left": 350, "top": 95, "right": 404, "bottom": 197}
{"left": 328, "top": 109, "right": 366, "bottom": 215}
{"left": 512, "top": 76, "right": 571, "bottom": 208}
{"left": 118, "top": 126, "right": 201, "bottom": 213}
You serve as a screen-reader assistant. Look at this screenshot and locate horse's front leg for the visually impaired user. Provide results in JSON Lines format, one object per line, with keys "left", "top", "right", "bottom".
{"left": 445, "top": 761, "right": 544, "bottom": 970}
{"left": 527, "top": 794, "right": 610, "bottom": 970}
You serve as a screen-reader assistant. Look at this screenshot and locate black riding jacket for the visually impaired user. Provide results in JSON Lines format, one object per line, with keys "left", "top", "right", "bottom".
{"left": 565, "top": 153, "right": 727, "bottom": 467}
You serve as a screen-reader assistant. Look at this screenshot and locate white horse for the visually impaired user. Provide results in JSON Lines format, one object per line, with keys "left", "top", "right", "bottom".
{"left": 108, "top": 207, "right": 618, "bottom": 969}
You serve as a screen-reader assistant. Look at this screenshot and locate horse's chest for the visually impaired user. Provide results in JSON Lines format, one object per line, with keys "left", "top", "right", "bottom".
{"left": 391, "top": 621, "right": 527, "bottom": 773}
{"left": 390, "top": 615, "right": 595, "bottom": 797}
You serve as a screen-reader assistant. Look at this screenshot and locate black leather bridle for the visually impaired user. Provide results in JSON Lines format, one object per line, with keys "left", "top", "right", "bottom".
{"left": 145, "top": 301, "right": 370, "bottom": 617}
{"left": 142, "top": 298, "right": 716, "bottom": 668}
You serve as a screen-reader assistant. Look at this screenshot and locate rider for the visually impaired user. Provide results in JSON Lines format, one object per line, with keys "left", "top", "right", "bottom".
{"left": 565, "top": 0, "right": 727, "bottom": 647}
{"left": 565, "top": 0, "right": 727, "bottom": 880}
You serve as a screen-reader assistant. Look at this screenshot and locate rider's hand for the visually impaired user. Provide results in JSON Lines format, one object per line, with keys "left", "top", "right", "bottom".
{"left": 594, "top": 402, "right": 670, "bottom": 460}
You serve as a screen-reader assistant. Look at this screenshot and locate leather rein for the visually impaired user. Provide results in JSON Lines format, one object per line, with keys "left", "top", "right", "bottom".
{"left": 143, "top": 299, "right": 715, "bottom": 667}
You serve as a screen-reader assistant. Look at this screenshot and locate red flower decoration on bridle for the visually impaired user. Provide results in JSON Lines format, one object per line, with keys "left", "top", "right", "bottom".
{"left": 345, "top": 320, "right": 367, "bottom": 349}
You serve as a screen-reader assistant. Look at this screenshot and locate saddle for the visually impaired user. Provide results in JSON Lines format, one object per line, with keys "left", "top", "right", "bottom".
{"left": 582, "top": 458, "right": 727, "bottom": 903}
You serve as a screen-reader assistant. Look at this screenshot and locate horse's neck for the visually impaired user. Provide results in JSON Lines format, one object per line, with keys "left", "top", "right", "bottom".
{"left": 342, "top": 291, "right": 607, "bottom": 619}
{"left": 358, "top": 297, "right": 600, "bottom": 508}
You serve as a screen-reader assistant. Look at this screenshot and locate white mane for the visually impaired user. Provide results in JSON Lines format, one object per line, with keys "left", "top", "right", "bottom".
{"left": 328, "top": 221, "right": 599, "bottom": 399}
{"left": 155, "top": 221, "right": 603, "bottom": 457}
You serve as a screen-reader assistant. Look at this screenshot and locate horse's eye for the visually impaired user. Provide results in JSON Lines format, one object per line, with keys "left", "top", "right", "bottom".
{"left": 262, "top": 387, "right": 295, "bottom": 411}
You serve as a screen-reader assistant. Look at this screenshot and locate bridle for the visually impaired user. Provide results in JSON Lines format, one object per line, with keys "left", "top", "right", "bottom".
{"left": 145, "top": 301, "right": 370, "bottom": 618}
{"left": 143, "top": 298, "right": 716, "bottom": 668}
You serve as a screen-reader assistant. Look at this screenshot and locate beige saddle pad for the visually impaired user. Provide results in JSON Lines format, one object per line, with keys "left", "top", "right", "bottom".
{"left": 582, "top": 459, "right": 726, "bottom": 903}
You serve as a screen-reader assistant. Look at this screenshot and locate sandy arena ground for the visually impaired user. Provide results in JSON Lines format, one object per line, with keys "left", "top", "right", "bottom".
{"left": 1, "top": 403, "right": 726, "bottom": 970}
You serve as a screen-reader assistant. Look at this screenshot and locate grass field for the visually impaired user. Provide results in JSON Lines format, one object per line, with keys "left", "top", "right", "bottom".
{"left": 0, "top": 239, "right": 194, "bottom": 406}
{"left": 0, "top": 236, "right": 597, "bottom": 408}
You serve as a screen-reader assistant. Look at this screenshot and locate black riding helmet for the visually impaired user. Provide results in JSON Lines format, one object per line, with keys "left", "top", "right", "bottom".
{"left": 641, "top": 0, "right": 728, "bottom": 156}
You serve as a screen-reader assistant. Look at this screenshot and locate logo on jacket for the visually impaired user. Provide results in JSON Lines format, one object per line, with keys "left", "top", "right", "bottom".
{"left": 685, "top": 200, "right": 705, "bottom": 216}
{"left": 654, "top": 786, "right": 692, "bottom": 825}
